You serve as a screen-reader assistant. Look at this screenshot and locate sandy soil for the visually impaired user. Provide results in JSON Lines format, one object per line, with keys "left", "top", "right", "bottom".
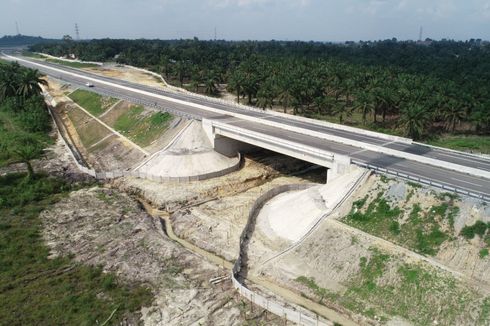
{"left": 115, "top": 152, "right": 324, "bottom": 209}
{"left": 40, "top": 187, "right": 283, "bottom": 326}
{"left": 85, "top": 65, "right": 168, "bottom": 89}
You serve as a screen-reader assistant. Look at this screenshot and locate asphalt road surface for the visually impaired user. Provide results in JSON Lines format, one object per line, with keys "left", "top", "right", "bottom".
{"left": 5, "top": 54, "right": 490, "bottom": 200}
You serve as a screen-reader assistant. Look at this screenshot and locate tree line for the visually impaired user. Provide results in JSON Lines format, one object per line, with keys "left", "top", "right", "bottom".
{"left": 0, "top": 61, "right": 50, "bottom": 178}
{"left": 31, "top": 39, "right": 490, "bottom": 140}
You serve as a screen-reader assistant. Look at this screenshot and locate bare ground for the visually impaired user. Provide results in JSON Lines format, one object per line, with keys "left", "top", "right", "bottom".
{"left": 40, "top": 186, "right": 284, "bottom": 326}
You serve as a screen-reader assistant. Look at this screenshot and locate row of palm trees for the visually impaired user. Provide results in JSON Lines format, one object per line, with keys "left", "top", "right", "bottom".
{"left": 221, "top": 57, "right": 489, "bottom": 139}
{"left": 31, "top": 39, "right": 490, "bottom": 140}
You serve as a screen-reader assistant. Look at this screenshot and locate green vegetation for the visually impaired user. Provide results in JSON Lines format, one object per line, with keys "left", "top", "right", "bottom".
{"left": 461, "top": 221, "right": 489, "bottom": 239}
{"left": 481, "top": 298, "right": 490, "bottom": 324}
{"left": 0, "top": 61, "right": 152, "bottom": 324}
{"left": 343, "top": 191, "right": 457, "bottom": 256}
{"left": 0, "top": 173, "right": 152, "bottom": 325}
{"left": 0, "top": 62, "right": 52, "bottom": 176}
{"left": 461, "top": 220, "right": 490, "bottom": 256}
{"left": 114, "top": 107, "right": 172, "bottom": 147}
{"left": 428, "top": 135, "right": 490, "bottom": 154}
{"left": 46, "top": 58, "right": 98, "bottom": 69}
{"left": 69, "top": 89, "right": 118, "bottom": 116}
{"left": 21, "top": 51, "right": 46, "bottom": 59}
{"left": 31, "top": 39, "right": 490, "bottom": 145}
{"left": 480, "top": 248, "right": 489, "bottom": 259}
{"left": 296, "top": 248, "right": 487, "bottom": 325}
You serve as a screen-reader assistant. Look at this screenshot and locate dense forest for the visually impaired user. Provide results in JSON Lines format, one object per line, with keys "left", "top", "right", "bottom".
{"left": 0, "top": 35, "right": 56, "bottom": 47}
{"left": 31, "top": 39, "right": 490, "bottom": 140}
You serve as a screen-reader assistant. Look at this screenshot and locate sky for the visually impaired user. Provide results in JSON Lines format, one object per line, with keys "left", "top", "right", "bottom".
{"left": 1, "top": 0, "right": 490, "bottom": 41}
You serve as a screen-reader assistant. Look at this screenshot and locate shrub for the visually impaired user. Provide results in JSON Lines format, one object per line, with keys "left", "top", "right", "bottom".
{"left": 479, "top": 248, "right": 489, "bottom": 259}
{"left": 460, "top": 221, "right": 488, "bottom": 240}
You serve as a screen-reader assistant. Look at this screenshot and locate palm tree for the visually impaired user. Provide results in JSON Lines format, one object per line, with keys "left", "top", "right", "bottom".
{"left": 16, "top": 69, "right": 47, "bottom": 100}
{"left": 227, "top": 71, "right": 244, "bottom": 103}
{"left": 0, "top": 62, "right": 21, "bottom": 100}
{"left": 256, "top": 79, "right": 276, "bottom": 109}
{"left": 441, "top": 100, "right": 466, "bottom": 132}
{"left": 331, "top": 101, "right": 352, "bottom": 124}
{"left": 398, "top": 104, "right": 432, "bottom": 140}
{"left": 353, "top": 92, "right": 375, "bottom": 125}
{"left": 204, "top": 71, "right": 219, "bottom": 95}
{"left": 277, "top": 88, "right": 293, "bottom": 113}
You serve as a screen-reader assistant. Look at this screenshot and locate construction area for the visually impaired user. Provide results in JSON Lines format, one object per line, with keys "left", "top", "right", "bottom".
{"left": 32, "top": 62, "right": 490, "bottom": 326}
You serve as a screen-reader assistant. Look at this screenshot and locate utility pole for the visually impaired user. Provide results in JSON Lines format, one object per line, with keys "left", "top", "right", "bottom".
{"left": 214, "top": 27, "right": 217, "bottom": 41}
{"left": 15, "top": 21, "right": 20, "bottom": 35}
{"left": 75, "top": 23, "right": 80, "bottom": 41}
{"left": 418, "top": 26, "right": 423, "bottom": 42}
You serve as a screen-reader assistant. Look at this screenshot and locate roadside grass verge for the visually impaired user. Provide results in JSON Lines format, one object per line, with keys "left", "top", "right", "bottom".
{"left": 426, "top": 135, "right": 490, "bottom": 154}
{"left": 342, "top": 187, "right": 458, "bottom": 256}
{"left": 0, "top": 173, "right": 153, "bottom": 325}
{"left": 46, "top": 58, "right": 99, "bottom": 69}
{"left": 295, "top": 248, "right": 489, "bottom": 325}
{"left": 114, "top": 106, "right": 172, "bottom": 147}
{"left": 69, "top": 89, "right": 118, "bottom": 117}
{"left": 21, "top": 51, "right": 45, "bottom": 59}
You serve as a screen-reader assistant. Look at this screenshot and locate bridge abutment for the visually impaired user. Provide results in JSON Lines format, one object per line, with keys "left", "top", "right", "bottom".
{"left": 327, "top": 154, "right": 353, "bottom": 183}
{"left": 203, "top": 119, "right": 355, "bottom": 184}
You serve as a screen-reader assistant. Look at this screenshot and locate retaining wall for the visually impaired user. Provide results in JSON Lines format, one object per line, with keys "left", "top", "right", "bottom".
{"left": 72, "top": 153, "right": 242, "bottom": 183}
{"left": 232, "top": 183, "right": 334, "bottom": 326}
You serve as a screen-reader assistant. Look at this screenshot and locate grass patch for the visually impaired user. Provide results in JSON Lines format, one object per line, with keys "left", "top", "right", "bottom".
{"left": 113, "top": 107, "right": 172, "bottom": 147}
{"left": 480, "top": 248, "right": 489, "bottom": 259}
{"left": 427, "top": 135, "right": 490, "bottom": 154}
{"left": 0, "top": 173, "right": 153, "bottom": 325}
{"left": 46, "top": 58, "right": 99, "bottom": 69}
{"left": 297, "top": 248, "right": 488, "bottom": 325}
{"left": 69, "top": 89, "right": 118, "bottom": 116}
{"left": 66, "top": 108, "right": 111, "bottom": 148}
{"left": 343, "top": 193, "right": 456, "bottom": 256}
{"left": 21, "top": 51, "right": 45, "bottom": 59}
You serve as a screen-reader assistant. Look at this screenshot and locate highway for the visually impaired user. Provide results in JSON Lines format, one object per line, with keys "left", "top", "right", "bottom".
{"left": 5, "top": 54, "right": 490, "bottom": 200}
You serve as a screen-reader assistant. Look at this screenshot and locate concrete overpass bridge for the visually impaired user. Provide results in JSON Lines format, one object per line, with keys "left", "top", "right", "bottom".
{"left": 3, "top": 53, "right": 490, "bottom": 201}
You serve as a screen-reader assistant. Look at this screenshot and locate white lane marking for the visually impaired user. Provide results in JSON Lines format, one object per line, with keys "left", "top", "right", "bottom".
{"left": 391, "top": 169, "right": 486, "bottom": 194}
{"left": 351, "top": 148, "right": 368, "bottom": 156}
{"left": 449, "top": 177, "right": 481, "bottom": 187}
{"left": 382, "top": 141, "right": 395, "bottom": 146}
